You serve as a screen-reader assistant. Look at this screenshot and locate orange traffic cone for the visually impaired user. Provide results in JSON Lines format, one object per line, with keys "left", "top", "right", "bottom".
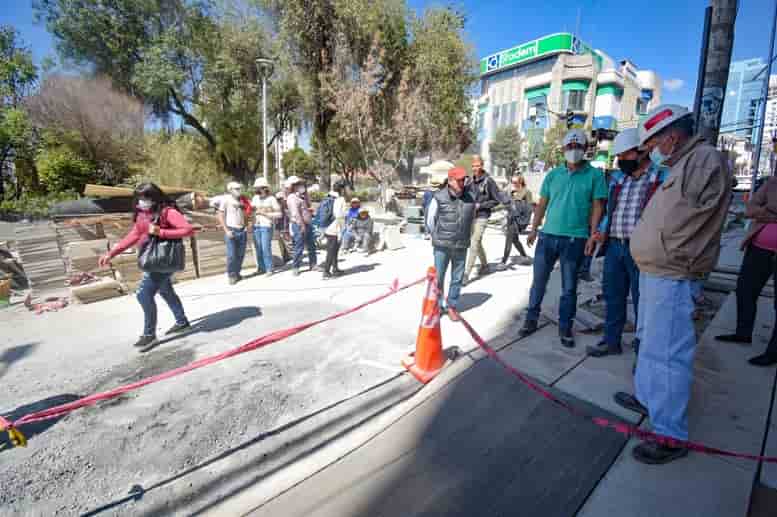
{"left": 402, "top": 267, "right": 446, "bottom": 384}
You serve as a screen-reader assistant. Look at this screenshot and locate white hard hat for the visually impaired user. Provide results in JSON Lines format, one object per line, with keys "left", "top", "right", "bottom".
{"left": 563, "top": 128, "right": 587, "bottom": 147}
{"left": 612, "top": 128, "right": 641, "bottom": 156}
{"left": 638, "top": 104, "right": 692, "bottom": 145}
{"left": 284, "top": 175, "right": 301, "bottom": 187}
{"left": 253, "top": 177, "right": 269, "bottom": 189}
{"left": 227, "top": 181, "right": 243, "bottom": 191}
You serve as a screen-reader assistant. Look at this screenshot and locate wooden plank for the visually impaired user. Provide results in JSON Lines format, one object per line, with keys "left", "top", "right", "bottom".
{"left": 84, "top": 184, "right": 207, "bottom": 198}
{"left": 70, "top": 278, "right": 125, "bottom": 304}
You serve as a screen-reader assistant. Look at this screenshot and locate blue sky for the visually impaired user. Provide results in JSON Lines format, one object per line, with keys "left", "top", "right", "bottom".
{"left": 3, "top": 0, "right": 775, "bottom": 109}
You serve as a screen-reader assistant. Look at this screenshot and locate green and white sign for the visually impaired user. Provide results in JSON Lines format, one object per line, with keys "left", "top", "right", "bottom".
{"left": 481, "top": 33, "right": 595, "bottom": 76}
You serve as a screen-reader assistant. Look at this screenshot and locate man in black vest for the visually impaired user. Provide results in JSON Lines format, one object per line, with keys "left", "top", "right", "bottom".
{"left": 425, "top": 167, "right": 476, "bottom": 322}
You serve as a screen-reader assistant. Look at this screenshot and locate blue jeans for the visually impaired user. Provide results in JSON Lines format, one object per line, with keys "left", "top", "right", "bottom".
{"left": 225, "top": 227, "right": 247, "bottom": 278}
{"left": 526, "top": 232, "right": 586, "bottom": 331}
{"left": 603, "top": 239, "right": 640, "bottom": 348}
{"left": 137, "top": 272, "right": 188, "bottom": 337}
{"left": 291, "top": 222, "right": 317, "bottom": 269}
{"left": 635, "top": 273, "right": 696, "bottom": 441}
{"left": 253, "top": 225, "right": 274, "bottom": 273}
{"left": 433, "top": 246, "right": 467, "bottom": 310}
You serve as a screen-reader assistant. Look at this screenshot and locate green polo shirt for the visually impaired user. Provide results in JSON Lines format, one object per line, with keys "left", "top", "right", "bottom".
{"left": 539, "top": 162, "right": 608, "bottom": 239}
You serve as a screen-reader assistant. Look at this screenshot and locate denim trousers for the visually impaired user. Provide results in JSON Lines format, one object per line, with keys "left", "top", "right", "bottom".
{"left": 225, "top": 227, "right": 247, "bottom": 278}
{"left": 603, "top": 238, "right": 641, "bottom": 348}
{"left": 526, "top": 232, "right": 586, "bottom": 331}
{"left": 136, "top": 272, "right": 188, "bottom": 337}
{"left": 433, "top": 246, "right": 467, "bottom": 310}
{"left": 291, "top": 222, "right": 317, "bottom": 269}
{"left": 635, "top": 272, "right": 696, "bottom": 441}
{"left": 253, "top": 225, "right": 274, "bottom": 273}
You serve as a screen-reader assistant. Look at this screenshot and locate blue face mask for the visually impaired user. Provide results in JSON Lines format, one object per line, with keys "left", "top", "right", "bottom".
{"left": 649, "top": 147, "right": 669, "bottom": 167}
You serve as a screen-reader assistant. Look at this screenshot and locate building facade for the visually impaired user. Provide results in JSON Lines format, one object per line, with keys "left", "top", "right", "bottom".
{"left": 760, "top": 75, "right": 777, "bottom": 175}
{"left": 475, "top": 32, "right": 662, "bottom": 175}
{"left": 721, "top": 58, "right": 766, "bottom": 141}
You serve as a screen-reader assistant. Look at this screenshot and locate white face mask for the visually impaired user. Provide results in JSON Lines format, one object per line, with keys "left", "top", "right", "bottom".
{"left": 564, "top": 149, "right": 585, "bottom": 165}
{"left": 230, "top": 189, "right": 242, "bottom": 199}
{"left": 137, "top": 199, "right": 153, "bottom": 211}
{"left": 296, "top": 185, "right": 306, "bottom": 194}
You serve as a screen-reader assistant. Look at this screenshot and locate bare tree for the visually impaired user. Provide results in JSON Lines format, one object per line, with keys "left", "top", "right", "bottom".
{"left": 323, "top": 39, "right": 433, "bottom": 203}
{"left": 27, "top": 74, "right": 146, "bottom": 184}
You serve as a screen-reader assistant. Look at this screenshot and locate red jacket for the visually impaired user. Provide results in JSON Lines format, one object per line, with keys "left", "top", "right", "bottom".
{"left": 109, "top": 207, "right": 193, "bottom": 259}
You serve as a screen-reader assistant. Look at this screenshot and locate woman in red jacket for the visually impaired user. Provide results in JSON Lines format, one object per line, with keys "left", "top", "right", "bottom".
{"left": 99, "top": 183, "right": 194, "bottom": 352}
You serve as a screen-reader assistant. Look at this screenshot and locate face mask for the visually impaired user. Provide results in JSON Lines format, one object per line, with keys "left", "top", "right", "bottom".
{"left": 137, "top": 199, "right": 153, "bottom": 211}
{"left": 619, "top": 159, "right": 639, "bottom": 175}
{"left": 296, "top": 186, "right": 306, "bottom": 194}
{"left": 230, "top": 190, "right": 242, "bottom": 199}
{"left": 649, "top": 135, "right": 675, "bottom": 166}
{"left": 564, "top": 149, "right": 584, "bottom": 164}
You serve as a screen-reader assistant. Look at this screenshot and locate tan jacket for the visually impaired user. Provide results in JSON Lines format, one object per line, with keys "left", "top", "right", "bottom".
{"left": 741, "top": 176, "right": 777, "bottom": 250}
{"left": 630, "top": 135, "right": 731, "bottom": 280}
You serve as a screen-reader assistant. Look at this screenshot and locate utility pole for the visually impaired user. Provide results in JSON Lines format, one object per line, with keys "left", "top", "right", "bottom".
{"left": 256, "top": 57, "right": 275, "bottom": 184}
{"left": 697, "top": 0, "right": 737, "bottom": 144}
{"left": 749, "top": 0, "right": 777, "bottom": 193}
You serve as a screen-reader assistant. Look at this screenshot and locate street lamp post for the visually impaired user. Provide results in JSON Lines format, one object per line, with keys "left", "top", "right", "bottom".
{"left": 256, "top": 57, "right": 275, "bottom": 183}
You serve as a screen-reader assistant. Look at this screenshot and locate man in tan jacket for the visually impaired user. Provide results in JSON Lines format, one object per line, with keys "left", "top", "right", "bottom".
{"left": 614, "top": 105, "right": 731, "bottom": 465}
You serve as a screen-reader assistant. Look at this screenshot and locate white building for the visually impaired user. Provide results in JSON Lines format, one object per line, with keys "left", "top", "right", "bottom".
{"left": 760, "top": 75, "right": 777, "bottom": 175}
{"left": 475, "top": 33, "right": 662, "bottom": 175}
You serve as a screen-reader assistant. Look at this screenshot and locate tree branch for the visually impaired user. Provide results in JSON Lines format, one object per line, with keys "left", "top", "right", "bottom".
{"left": 168, "top": 86, "right": 217, "bottom": 151}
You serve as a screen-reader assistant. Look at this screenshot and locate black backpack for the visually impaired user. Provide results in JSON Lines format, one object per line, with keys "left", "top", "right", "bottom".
{"left": 316, "top": 196, "right": 335, "bottom": 228}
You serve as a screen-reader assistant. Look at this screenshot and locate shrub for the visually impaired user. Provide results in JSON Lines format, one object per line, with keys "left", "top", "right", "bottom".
{"left": 133, "top": 133, "right": 228, "bottom": 195}
{"left": 36, "top": 146, "right": 95, "bottom": 193}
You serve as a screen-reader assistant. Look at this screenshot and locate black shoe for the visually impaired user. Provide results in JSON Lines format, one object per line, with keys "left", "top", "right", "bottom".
{"left": 632, "top": 441, "right": 688, "bottom": 464}
{"left": 331, "top": 269, "right": 344, "bottom": 277}
{"left": 715, "top": 334, "right": 752, "bottom": 344}
{"left": 322, "top": 272, "right": 331, "bottom": 280}
{"left": 165, "top": 322, "right": 190, "bottom": 335}
{"left": 559, "top": 328, "right": 575, "bottom": 348}
{"left": 587, "top": 341, "right": 622, "bottom": 357}
{"left": 519, "top": 319, "right": 539, "bottom": 338}
{"left": 748, "top": 353, "right": 777, "bottom": 367}
{"left": 614, "top": 392, "right": 648, "bottom": 417}
{"left": 133, "top": 335, "right": 158, "bottom": 352}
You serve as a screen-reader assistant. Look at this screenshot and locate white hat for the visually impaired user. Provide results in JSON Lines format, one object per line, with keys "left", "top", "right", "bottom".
{"left": 227, "top": 181, "right": 243, "bottom": 191}
{"left": 612, "top": 128, "right": 641, "bottom": 156}
{"left": 284, "top": 176, "right": 301, "bottom": 187}
{"left": 275, "top": 191, "right": 285, "bottom": 199}
{"left": 638, "top": 104, "right": 692, "bottom": 145}
{"left": 253, "top": 177, "right": 269, "bottom": 189}
{"left": 563, "top": 128, "right": 587, "bottom": 147}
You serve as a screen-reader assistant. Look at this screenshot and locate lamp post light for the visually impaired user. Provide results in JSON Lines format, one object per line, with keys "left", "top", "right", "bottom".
{"left": 256, "top": 57, "right": 275, "bottom": 183}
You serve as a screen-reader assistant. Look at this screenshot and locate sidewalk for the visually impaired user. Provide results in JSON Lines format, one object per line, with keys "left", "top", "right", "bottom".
{"left": 204, "top": 230, "right": 777, "bottom": 517}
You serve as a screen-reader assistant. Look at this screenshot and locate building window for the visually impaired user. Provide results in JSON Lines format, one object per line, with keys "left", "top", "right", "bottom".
{"left": 636, "top": 98, "right": 649, "bottom": 116}
{"left": 491, "top": 105, "right": 500, "bottom": 138}
{"left": 563, "top": 90, "right": 586, "bottom": 112}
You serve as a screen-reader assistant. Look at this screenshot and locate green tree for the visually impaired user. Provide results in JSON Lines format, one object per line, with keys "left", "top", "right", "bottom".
{"left": 408, "top": 7, "right": 477, "bottom": 154}
{"left": 259, "top": 0, "right": 408, "bottom": 188}
{"left": 489, "top": 126, "right": 522, "bottom": 178}
{"left": 282, "top": 147, "right": 317, "bottom": 183}
{"left": 539, "top": 123, "right": 567, "bottom": 170}
{"left": 0, "top": 26, "right": 38, "bottom": 198}
{"left": 35, "top": 1, "right": 302, "bottom": 184}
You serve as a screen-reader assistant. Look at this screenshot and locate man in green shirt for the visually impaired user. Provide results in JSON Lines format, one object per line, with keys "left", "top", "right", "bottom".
{"left": 521, "top": 129, "right": 608, "bottom": 347}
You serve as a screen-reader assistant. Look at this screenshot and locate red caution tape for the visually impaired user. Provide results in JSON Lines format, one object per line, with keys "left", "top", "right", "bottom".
{"left": 452, "top": 310, "right": 777, "bottom": 464}
{"left": 3, "top": 276, "right": 426, "bottom": 433}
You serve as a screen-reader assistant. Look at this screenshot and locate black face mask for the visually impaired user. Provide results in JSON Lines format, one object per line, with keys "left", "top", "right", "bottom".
{"left": 619, "top": 159, "right": 639, "bottom": 176}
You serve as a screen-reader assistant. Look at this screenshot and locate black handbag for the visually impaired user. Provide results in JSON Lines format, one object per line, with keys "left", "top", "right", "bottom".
{"left": 137, "top": 213, "right": 186, "bottom": 273}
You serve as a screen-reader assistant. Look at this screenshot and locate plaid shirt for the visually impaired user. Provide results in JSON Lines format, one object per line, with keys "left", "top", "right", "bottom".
{"left": 610, "top": 173, "right": 651, "bottom": 239}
